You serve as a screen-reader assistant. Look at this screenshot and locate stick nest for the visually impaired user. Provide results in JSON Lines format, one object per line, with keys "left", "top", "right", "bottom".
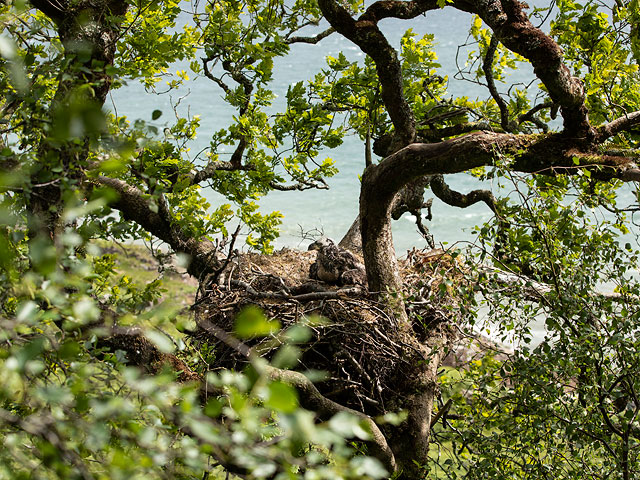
{"left": 191, "top": 247, "right": 460, "bottom": 416}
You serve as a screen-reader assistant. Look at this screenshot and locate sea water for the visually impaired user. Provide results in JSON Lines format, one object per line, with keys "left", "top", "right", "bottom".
{"left": 109, "top": 5, "right": 545, "bottom": 254}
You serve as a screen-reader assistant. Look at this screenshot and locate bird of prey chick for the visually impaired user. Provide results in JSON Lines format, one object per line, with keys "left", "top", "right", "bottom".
{"left": 308, "top": 238, "right": 367, "bottom": 286}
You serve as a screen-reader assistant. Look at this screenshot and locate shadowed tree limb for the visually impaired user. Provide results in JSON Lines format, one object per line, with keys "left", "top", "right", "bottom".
{"left": 430, "top": 174, "right": 497, "bottom": 212}
{"left": 184, "top": 154, "right": 256, "bottom": 186}
{"left": 598, "top": 111, "right": 640, "bottom": 141}
{"left": 483, "top": 35, "right": 513, "bottom": 132}
{"left": 285, "top": 27, "right": 335, "bottom": 44}
{"left": 518, "top": 101, "right": 553, "bottom": 132}
{"left": 94, "top": 176, "right": 220, "bottom": 279}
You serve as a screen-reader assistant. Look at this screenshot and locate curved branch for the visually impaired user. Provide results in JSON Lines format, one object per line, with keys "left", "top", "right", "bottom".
{"left": 99, "top": 326, "right": 202, "bottom": 384}
{"left": 189, "top": 158, "right": 255, "bottom": 185}
{"left": 518, "top": 101, "right": 553, "bottom": 132}
{"left": 285, "top": 27, "right": 335, "bottom": 44}
{"left": 94, "top": 176, "right": 220, "bottom": 279}
{"left": 318, "top": 0, "right": 415, "bottom": 146}
{"left": 359, "top": 0, "right": 438, "bottom": 22}
{"left": 360, "top": 131, "right": 640, "bottom": 293}
{"left": 454, "top": 0, "right": 591, "bottom": 136}
{"left": 483, "top": 35, "right": 512, "bottom": 132}
{"left": 430, "top": 174, "right": 497, "bottom": 212}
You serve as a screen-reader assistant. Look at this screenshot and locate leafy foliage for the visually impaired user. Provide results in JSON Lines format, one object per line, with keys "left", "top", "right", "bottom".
{"left": 2, "top": 0, "right": 640, "bottom": 477}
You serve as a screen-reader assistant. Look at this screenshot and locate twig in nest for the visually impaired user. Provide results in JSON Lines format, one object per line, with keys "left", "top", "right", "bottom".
{"left": 230, "top": 279, "right": 363, "bottom": 302}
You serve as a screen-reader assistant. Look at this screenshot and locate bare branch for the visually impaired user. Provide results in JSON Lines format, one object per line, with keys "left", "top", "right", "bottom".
{"left": 517, "top": 101, "right": 553, "bottom": 132}
{"left": 483, "top": 36, "right": 512, "bottom": 132}
{"left": 201, "top": 57, "right": 231, "bottom": 95}
{"left": 189, "top": 158, "right": 256, "bottom": 185}
{"left": 285, "top": 27, "right": 335, "bottom": 44}
{"left": 359, "top": 0, "right": 439, "bottom": 22}
{"left": 430, "top": 174, "right": 497, "bottom": 212}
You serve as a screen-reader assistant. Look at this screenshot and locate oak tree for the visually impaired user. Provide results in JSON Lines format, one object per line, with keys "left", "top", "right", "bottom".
{"left": 1, "top": 0, "right": 640, "bottom": 478}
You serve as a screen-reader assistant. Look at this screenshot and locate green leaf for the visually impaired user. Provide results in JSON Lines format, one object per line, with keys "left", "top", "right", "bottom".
{"left": 265, "top": 381, "right": 298, "bottom": 413}
{"left": 146, "top": 330, "right": 175, "bottom": 353}
{"left": 329, "top": 411, "right": 371, "bottom": 440}
{"left": 234, "top": 306, "right": 281, "bottom": 338}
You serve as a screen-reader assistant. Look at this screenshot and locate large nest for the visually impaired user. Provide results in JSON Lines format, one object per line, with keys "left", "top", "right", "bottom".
{"left": 191, "top": 247, "right": 459, "bottom": 416}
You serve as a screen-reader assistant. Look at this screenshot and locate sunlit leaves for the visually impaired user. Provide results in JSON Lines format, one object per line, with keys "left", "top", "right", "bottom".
{"left": 552, "top": 0, "right": 640, "bottom": 124}
{"left": 115, "top": 0, "right": 197, "bottom": 89}
{"left": 438, "top": 162, "right": 640, "bottom": 478}
{"left": 235, "top": 305, "right": 281, "bottom": 338}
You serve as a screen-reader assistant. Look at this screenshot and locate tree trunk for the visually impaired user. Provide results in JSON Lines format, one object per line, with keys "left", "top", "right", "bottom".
{"left": 27, "top": 0, "right": 127, "bottom": 239}
{"left": 339, "top": 215, "right": 363, "bottom": 253}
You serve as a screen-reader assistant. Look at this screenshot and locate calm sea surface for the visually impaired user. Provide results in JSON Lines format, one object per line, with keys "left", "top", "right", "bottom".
{"left": 110, "top": 1, "right": 568, "bottom": 255}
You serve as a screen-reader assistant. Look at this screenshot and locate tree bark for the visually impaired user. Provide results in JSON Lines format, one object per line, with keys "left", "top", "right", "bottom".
{"left": 27, "top": 0, "right": 127, "bottom": 239}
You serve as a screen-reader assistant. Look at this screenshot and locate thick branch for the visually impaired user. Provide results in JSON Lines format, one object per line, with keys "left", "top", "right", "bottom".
{"left": 189, "top": 161, "right": 253, "bottom": 184}
{"left": 359, "top": 0, "right": 438, "bottom": 22}
{"left": 268, "top": 179, "right": 329, "bottom": 191}
{"left": 453, "top": 0, "right": 591, "bottom": 136}
{"left": 318, "top": 0, "right": 415, "bottom": 146}
{"left": 95, "top": 176, "right": 219, "bottom": 279}
{"left": 598, "top": 111, "right": 640, "bottom": 141}
{"left": 360, "top": 131, "right": 640, "bottom": 293}
{"left": 99, "top": 326, "right": 202, "bottom": 384}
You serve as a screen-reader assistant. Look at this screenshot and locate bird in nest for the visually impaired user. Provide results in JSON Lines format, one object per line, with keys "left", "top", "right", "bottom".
{"left": 308, "top": 237, "right": 367, "bottom": 286}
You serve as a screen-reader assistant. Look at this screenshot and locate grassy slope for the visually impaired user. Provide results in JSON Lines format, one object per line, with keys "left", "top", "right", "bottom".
{"left": 99, "top": 241, "right": 198, "bottom": 308}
